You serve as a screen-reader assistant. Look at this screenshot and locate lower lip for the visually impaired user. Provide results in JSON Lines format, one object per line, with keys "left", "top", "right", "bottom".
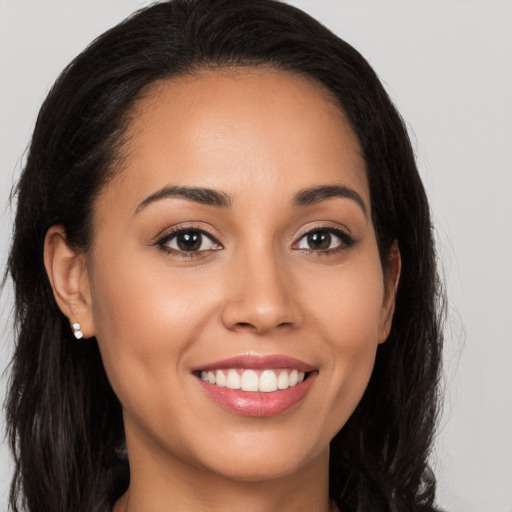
{"left": 197, "top": 373, "right": 317, "bottom": 417}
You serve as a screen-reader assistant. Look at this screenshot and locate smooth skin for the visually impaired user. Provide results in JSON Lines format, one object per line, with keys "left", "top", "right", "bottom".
{"left": 44, "top": 68, "right": 400, "bottom": 512}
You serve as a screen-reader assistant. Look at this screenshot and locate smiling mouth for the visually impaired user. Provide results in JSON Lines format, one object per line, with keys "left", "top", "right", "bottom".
{"left": 194, "top": 356, "right": 317, "bottom": 416}
{"left": 196, "top": 368, "right": 308, "bottom": 392}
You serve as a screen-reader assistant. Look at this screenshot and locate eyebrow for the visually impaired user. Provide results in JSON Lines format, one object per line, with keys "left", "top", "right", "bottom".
{"left": 292, "top": 185, "right": 367, "bottom": 216}
{"left": 135, "top": 183, "right": 367, "bottom": 216}
{"left": 135, "top": 185, "right": 232, "bottom": 213}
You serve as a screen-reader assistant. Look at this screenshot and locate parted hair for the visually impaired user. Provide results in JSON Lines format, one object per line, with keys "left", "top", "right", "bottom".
{"left": 5, "top": 1, "right": 444, "bottom": 511}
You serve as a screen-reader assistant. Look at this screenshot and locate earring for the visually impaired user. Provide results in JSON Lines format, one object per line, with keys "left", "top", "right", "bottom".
{"left": 72, "top": 322, "right": 84, "bottom": 340}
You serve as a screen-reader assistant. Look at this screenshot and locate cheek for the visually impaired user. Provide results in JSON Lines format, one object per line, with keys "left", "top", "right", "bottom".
{"left": 307, "top": 254, "right": 385, "bottom": 345}
{"left": 304, "top": 255, "right": 384, "bottom": 406}
{"left": 87, "top": 249, "right": 216, "bottom": 405}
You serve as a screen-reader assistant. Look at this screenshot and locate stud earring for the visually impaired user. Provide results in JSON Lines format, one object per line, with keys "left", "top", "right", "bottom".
{"left": 72, "top": 322, "right": 84, "bottom": 340}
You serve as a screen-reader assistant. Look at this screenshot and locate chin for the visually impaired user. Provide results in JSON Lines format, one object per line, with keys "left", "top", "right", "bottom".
{"left": 189, "top": 431, "right": 328, "bottom": 484}
{"left": 201, "top": 454, "right": 314, "bottom": 483}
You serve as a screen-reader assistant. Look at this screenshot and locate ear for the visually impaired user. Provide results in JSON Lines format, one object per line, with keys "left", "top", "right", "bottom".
{"left": 44, "top": 225, "right": 94, "bottom": 339}
{"left": 378, "top": 240, "right": 401, "bottom": 344}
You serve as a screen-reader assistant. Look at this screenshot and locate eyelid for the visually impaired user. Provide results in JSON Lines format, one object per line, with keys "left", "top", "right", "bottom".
{"left": 154, "top": 224, "right": 223, "bottom": 255}
{"left": 153, "top": 222, "right": 220, "bottom": 243}
{"left": 293, "top": 221, "right": 352, "bottom": 241}
{"left": 292, "top": 223, "right": 356, "bottom": 252}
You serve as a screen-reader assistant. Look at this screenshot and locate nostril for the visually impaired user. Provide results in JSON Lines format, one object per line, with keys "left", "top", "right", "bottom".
{"left": 235, "top": 322, "right": 253, "bottom": 329}
{"left": 232, "top": 320, "right": 294, "bottom": 333}
{"left": 231, "top": 321, "right": 262, "bottom": 333}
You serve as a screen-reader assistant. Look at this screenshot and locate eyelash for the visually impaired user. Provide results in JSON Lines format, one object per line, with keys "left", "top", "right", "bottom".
{"left": 156, "top": 226, "right": 221, "bottom": 258}
{"left": 293, "top": 226, "right": 356, "bottom": 256}
{"left": 155, "top": 225, "right": 356, "bottom": 258}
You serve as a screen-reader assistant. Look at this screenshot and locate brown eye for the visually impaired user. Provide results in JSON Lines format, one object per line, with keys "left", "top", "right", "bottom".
{"left": 161, "top": 229, "right": 221, "bottom": 253}
{"left": 176, "top": 232, "right": 202, "bottom": 251}
{"left": 306, "top": 231, "right": 332, "bottom": 250}
{"left": 295, "top": 228, "right": 354, "bottom": 252}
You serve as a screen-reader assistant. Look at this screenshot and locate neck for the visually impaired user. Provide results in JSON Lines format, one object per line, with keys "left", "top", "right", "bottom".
{"left": 114, "top": 426, "right": 335, "bottom": 512}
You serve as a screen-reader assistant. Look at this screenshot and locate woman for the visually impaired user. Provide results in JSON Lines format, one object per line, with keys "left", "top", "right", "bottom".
{"left": 5, "top": 0, "right": 444, "bottom": 511}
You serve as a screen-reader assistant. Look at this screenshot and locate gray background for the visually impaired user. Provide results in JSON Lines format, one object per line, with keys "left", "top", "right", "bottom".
{"left": 1, "top": 1, "right": 511, "bottom": 511}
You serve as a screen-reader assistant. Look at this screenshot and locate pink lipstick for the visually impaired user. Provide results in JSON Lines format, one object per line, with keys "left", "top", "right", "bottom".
{"left": 193, "top": 355, "right": 317, "bottom": 417}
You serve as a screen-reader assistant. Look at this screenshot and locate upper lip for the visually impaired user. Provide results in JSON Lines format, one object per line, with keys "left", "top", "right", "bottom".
{"left": 192, "top": 354, "right": 316, "bottom": 373}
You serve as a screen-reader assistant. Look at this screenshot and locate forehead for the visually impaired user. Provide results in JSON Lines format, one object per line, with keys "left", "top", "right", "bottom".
{"left": 98, "top": 68, "right": 368, "bottom": 214}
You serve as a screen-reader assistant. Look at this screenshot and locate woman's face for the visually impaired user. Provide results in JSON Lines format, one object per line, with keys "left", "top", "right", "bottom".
{"left": 83, "top": 69, "right": 397, "bottom": 482}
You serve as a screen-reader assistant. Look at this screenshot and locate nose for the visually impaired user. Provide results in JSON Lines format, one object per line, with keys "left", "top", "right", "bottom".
{"left": 220, "top": 249, "right": 301, "bottom": 335}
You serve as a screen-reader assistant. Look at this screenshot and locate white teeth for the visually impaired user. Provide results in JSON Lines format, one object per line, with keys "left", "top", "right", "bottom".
{"left": 259, "top": 370, "right": 278, "bottom": 392}
{"left": 277, "top": 371, "right": 290, "bottom": 390}
{"left": 241, "top": 369, "right": 259, "bottom": 391}
{"left": 226, "top": 369, "right": 241, "bottom": 389}
{"left": 215, "top": 370, "right": 226, "bottom": 387}
{"left": 200, "top": 368, "right": 307, "bottom": 392}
